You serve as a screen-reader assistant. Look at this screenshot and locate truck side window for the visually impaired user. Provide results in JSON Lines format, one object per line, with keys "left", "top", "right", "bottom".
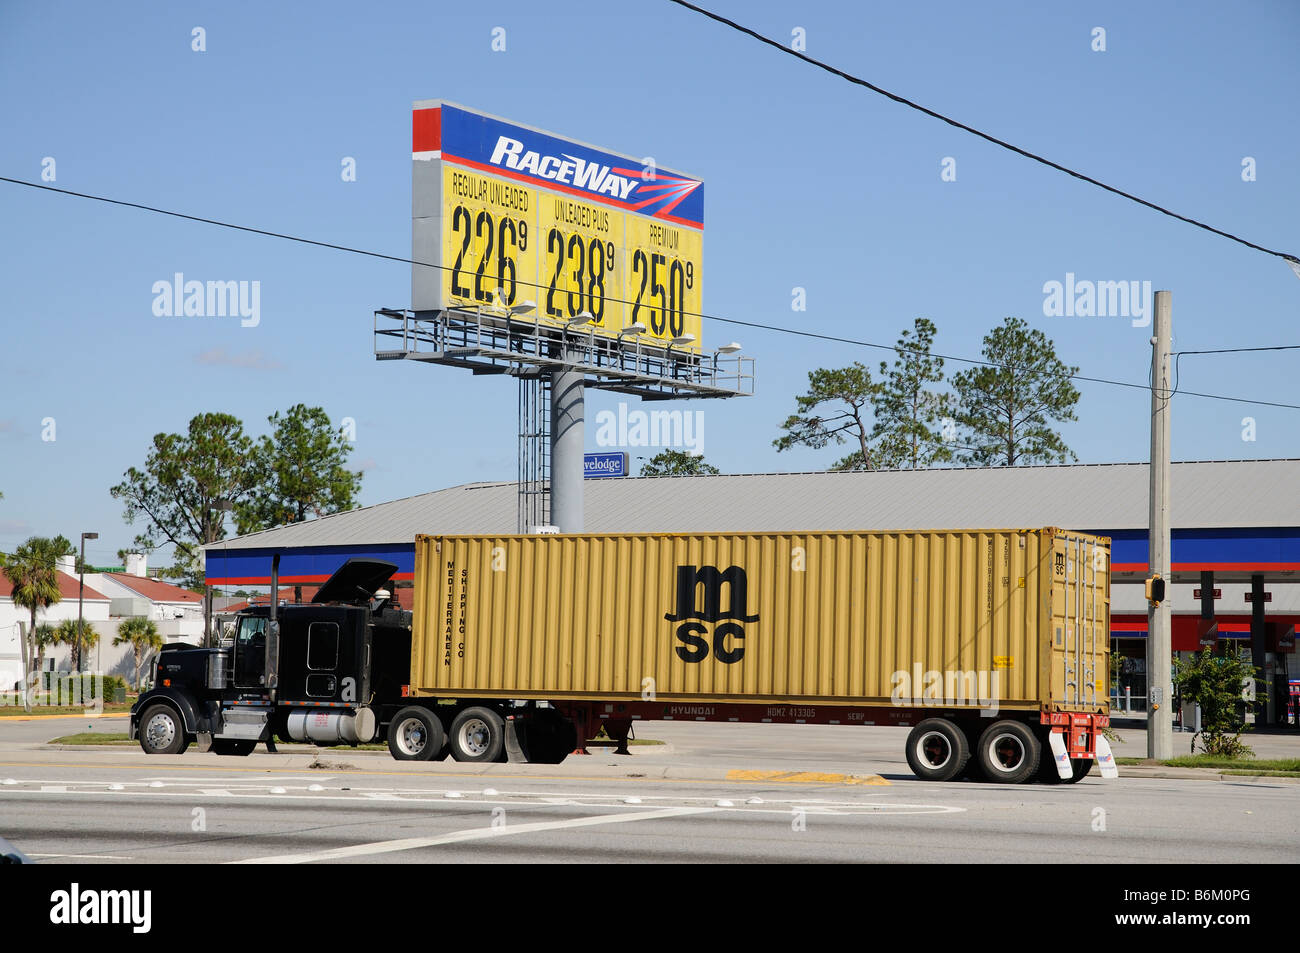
{"left": 307, "top": 622, "right": 339, "bottom": 671}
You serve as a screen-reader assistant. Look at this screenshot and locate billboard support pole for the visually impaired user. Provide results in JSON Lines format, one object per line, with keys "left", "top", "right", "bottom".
{"left": 550, "top": 346, "right": 584, "bottom": 533}
{"left": 1147, "top": 289, "right": 1173, "bottom": 760}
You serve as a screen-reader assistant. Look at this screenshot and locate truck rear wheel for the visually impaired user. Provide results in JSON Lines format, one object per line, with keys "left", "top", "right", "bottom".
{"left": 523, "top": 715, "right": 578, "bottom": 764}
{"left": 905, "top": 718, "right": 969, "bottom": 782}
{"left": 976, "top": 720, "right": 1040, "bottom": 783}
{"left": 449, "top": 706, "right": 506, "bottom": 763}
{"left": 387, "top": 706, "right": 445, "bottom": 761}
{"left": 1062, "top": 758, "right": 1092, "bottom": 783}
{"left": 139, "top": 704, "right": 189, "bottom": 755}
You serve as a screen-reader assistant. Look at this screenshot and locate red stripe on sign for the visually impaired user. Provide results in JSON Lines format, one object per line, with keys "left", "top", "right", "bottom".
{"left": 413, "top": 107, "right": 441, "bottom": 153}
{"left": 441, "top": 152, "right": 705, "bottom": 230}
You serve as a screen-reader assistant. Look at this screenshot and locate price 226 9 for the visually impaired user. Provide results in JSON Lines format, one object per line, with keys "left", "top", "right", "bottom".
{"left": 448, "top": 205, "right": 528, "bottom": 306}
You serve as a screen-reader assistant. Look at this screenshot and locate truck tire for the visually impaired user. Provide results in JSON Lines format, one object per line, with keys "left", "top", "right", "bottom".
{"left": 905, "top": 718, "right": 969, "bottom": 782}
{"left": 449, "top": 706, "right": 506, "bottom": 763}
{"left": 387, "top": 706, "right": 445, "bottom": 761}
{"left": 211, "top": 740, "right": 256, "bottom": 756}
{"left": 523, "top": 716, "right": 578, "bottom": 764}
{"left": 1062, "top": 758, "right": 1093, "bottom": 783}
{"left": 975, "top": 720, "right": 1040, "bottom": 784}
{"left": 1035, "top": 738, "right": 1093, "bottom": 784}
{"left": 139, "top": 704, "right": 189, "bottom": 755}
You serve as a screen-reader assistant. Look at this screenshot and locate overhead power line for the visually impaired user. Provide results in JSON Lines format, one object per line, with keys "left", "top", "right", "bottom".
{"left": 664, "top": 0, "right": 1300, "bottom": 269}
{"left": 3, "top": 175, "right": 1298, "bottom": 410}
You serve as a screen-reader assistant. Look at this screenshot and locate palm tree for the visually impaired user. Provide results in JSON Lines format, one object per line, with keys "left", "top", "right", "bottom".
{"left": 114, "top": 617, "right": 163, "bottom": 691}
{"left": 2, "top": 536, "right": 67, "bottom": 712}
{"left": 32, "top": 623, "right": 60, "bottom": 688}
{"left": 56, "top": 618, "right": 98, "bottom": 673}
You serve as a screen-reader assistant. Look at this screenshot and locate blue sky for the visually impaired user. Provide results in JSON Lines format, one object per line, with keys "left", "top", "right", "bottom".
{"left": 1, "top": 0, "right": 1297, "bottom": 567}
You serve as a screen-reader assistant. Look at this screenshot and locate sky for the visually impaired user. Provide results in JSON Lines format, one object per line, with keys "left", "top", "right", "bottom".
{"left": 0, "top": 0, "right": 1297, "bottom": 569}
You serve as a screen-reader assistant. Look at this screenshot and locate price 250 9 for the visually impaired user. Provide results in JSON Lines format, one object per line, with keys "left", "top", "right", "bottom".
{"left": 631, "top": 249, "right": 694, "bottom": 337}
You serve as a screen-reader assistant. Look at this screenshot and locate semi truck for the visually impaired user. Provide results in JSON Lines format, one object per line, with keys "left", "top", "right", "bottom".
{"left": 130, "top": 528, "right": 1118, "bottom": 783}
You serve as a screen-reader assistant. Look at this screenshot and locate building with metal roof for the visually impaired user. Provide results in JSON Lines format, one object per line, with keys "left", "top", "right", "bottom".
{"left": 205, "top": 457, "right": 1300, "bottom": 579}
{"left": 204, "top": 458, "right": 1298, "bottom": 721}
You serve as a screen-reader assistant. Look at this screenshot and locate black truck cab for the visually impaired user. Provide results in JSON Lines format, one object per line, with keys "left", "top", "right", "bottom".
{"left": 129, "top": 559, "right": 410, "bottom": 755}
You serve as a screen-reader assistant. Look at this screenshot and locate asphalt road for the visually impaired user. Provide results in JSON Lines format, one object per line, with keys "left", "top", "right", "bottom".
{"left": 1, "top": 716, "right": 1297, "bottom": 863}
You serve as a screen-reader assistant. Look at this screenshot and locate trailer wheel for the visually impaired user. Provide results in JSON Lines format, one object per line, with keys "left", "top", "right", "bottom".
{"left": 905, "top": 718, "right": 969, "bottom": 782}
{"left": 139, "top": 704, "right": 188, "bottom": 755}
{"left": 449, "top": 706, "right": 506, "bottom": 763}
{"left": 387, "top": 706, "right": 445, "bottom": 761}
{"left": 976, "top": 720, "right": 1041, "bottom": 784}
{"left": 524, "top": 716, "right": 578, "bottom": 764}
{"left": 211, "top": 740, "right": 256, "bottom": 756}
{"left": 1062, "top": 758, "right": 1093, "bottom": 783}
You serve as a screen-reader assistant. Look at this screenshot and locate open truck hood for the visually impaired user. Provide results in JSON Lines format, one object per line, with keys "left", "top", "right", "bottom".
{"left": 311, "top": 558, "right": 398, "bottom": 606}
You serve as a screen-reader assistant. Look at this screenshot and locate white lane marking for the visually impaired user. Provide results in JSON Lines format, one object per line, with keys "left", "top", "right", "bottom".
{"left": 29, "top": 853, "right": 133, "bottom": 860}
{"left": 0, "top": 788, "right": 965, "bottom": 816}
{"left": 231, "top": 806, "right": 717, "bottom": 865}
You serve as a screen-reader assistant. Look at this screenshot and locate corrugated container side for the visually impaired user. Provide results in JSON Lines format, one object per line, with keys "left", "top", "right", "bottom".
{"left": 410, "top": 529, "right": 1109, "bottom": 713}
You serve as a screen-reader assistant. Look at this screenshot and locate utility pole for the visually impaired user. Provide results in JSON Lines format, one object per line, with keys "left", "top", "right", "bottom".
{"left": 1147, "top": 290, "right": 1173, "bottom": 760}
{"left": 77, "top": 531, "right": 98, "bottom": 674}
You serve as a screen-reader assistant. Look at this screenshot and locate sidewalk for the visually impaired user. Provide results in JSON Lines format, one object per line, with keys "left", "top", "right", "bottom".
{"left": 1107, "top": 721, "right": 1300, "bottom": 761}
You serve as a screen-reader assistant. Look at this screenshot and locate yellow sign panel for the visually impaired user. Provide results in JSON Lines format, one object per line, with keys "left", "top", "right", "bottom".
{"left": 625, "top": 215, "right": 702, "bottom": 347}
{"left": 440, "top": 165, "right": 702, "bottom": 351}
{"left": 442, "top": 167, "right": 537, "bottom": 314}
{"left": 538, "top": 194, "right": 625, "bottom": 334}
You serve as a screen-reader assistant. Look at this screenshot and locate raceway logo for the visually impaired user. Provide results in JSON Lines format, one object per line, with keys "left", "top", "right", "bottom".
{"left": 415, "top": 102, "right": 704, "bottom": 225}
{"left": 485, "top": 134, "right": 702, "bottom": 220}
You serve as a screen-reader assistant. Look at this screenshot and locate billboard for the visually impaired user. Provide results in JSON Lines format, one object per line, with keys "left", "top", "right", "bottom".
{"left": 412, "top": 101, "right": 703, "bottom": 351}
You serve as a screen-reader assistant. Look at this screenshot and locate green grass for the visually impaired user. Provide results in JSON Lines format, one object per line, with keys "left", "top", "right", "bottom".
{"left": 1116, "top": 755, "right": 1300, "bottom": 776}
{"left": 49, "top": 732, "right": 133, "bottom": 745}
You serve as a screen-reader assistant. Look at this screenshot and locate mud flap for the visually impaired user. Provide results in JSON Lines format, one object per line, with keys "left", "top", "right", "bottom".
{"left": 1094, "top": 734, "right": 1119, "bottom": 778}
{"left": 196, "top": 731, "right": 212, "bottom": 753}
{"left": 504, "top": 718, "right": 528, "bottom": 763}
{"left": 1048, "top": 730, "right": 1072, "bottom": 779}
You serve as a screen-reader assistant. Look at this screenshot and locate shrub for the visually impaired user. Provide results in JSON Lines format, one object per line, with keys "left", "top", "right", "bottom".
{"left": 1173, "top": 648, "right": 1264, "bottom": 758}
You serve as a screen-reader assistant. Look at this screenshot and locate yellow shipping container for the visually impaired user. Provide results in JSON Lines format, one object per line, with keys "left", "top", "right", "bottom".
{"left": 410, "top": 528, "right": 1109, "bottom": 715}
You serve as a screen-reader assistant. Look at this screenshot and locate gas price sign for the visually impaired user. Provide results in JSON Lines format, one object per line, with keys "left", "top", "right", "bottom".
{"left": 412, "top": 101, "right": 704, "bottom": 351}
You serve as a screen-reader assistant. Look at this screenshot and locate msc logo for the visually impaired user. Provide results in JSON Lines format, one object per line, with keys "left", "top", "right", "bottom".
{"left": 664, "top": 565, "right": 758, "bottom": 664}
{"left": 1054, "top": 552, "right": 1066, "bottom": 576}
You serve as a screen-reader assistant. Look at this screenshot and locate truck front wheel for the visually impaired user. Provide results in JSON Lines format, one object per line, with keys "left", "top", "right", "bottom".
{"left": 905, "top": 718, "right": 969, "bottom": 782}
{"left": 387, "top": 706, "right": 445, "bottom": 761}
{"left": 975, "top": 721, "right": 1040, "bottom": 783}
{"left": 449, "top": 707, "right": 506, "bottom": 763}
{"left": 139, "top": 704, "right": 189, "bottom": 755}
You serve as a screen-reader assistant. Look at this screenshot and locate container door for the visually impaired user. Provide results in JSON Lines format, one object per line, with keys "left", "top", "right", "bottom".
{"left": 1048, "top": 533, "right": 1110, "bottom": 713}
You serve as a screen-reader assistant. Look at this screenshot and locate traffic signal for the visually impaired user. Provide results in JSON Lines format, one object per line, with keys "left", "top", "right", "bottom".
{"left": 1145, "top": 575, "right": 1166, "bottom": 605}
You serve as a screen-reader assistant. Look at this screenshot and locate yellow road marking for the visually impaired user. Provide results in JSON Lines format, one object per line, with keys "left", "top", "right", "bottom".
{"left": 0, "top": 712, "right": 123, "bottom": 721}
{"left": 725, "top": 770, "right": 890, "bottom": 786}
{"left": 0, "top": 760, "right": 886, "bottom": 786}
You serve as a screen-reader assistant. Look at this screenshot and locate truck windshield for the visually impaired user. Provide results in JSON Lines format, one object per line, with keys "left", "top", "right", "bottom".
{"left": 234, "top": 616, "right": 268, "bottom": 688}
